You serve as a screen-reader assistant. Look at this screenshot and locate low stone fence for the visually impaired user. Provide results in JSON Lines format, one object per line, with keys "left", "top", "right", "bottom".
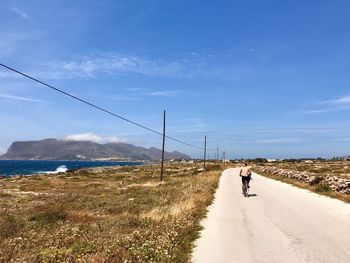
{"left": 253, "top": 165, "right": 350, "bottom": 195}
{"left": 324, "top": 176, "right": 350, "bottom": 194}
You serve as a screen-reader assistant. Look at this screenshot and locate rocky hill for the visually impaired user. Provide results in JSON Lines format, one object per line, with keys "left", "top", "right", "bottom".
{"left": 0, "top": 139, "right": 190, "bottom": 160}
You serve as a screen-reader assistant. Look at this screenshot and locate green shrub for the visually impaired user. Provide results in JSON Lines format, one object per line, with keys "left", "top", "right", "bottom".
{"left": 0, "top": 191, "right": 12, "bottom": 197}
{"left": 191, "top": 169, "right": 201, "bottom": 175}
{"left": 30, "top": 207, "right": 67, "bottom": 224}
{"left": 205, "top": 164, "right": 222, "bottom": 171}
{"left": 315, "top": 183, "right": 331, "bottom": 193}
{"left": 72, "top": 241, "right": 96, "bottom": 254}
{"left": 37, "top": 247, "right": 73, "bottom": 262}
{"left": 0, "top": 212, "right": 25, "bottom": 238}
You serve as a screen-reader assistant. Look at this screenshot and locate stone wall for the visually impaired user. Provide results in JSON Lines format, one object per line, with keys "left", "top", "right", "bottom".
{"left": 254, "top": 165, "right": 350, "bottom": 195}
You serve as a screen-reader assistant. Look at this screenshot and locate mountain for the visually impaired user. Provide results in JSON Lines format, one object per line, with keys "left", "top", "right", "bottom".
{"left": 0, "top": 139, "right": 191, "bottom": 160}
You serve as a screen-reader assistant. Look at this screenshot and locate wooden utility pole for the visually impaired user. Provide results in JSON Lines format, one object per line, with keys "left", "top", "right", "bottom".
{"left": 221, "top": 151, "right": 225, "bottom": 162}
{"left": 216, "top": 147, "right": 219, "bottom": 163}
{"left": 160, "top": 110, "right": 166, "bottom": 181}
{"left": 203, "top": 135, "right": 207, "bottom": 170}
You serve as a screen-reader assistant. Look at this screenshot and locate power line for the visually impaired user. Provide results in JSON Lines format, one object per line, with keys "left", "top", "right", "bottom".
{"left": 0, "top": 63, "right": 203, "bottom": 150}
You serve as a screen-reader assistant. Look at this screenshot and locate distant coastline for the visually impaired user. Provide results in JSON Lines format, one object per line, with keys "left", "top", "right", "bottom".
{"left": 0, "top": 159, "right": 144, "bottom": 177}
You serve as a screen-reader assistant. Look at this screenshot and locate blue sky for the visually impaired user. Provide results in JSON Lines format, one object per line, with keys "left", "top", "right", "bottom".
{"left": 1, "top": 0, "right": 350, "bottom": 159}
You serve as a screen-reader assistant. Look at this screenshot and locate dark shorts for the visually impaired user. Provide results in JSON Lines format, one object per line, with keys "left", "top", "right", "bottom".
{"left": 241, "top": 176, "right": 251, "bottom": 184}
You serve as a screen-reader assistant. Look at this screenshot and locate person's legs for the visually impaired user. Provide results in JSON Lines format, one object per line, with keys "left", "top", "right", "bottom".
{"left": 242, "top": 177, "right": 249, "bottom": 195}
{"left": 241, "top": 177, "right": 245, "bottom": 194}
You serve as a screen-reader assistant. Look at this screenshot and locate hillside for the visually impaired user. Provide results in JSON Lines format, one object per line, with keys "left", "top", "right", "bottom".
{"left": 0, "top": 139, "right": 190, "bottom": 160}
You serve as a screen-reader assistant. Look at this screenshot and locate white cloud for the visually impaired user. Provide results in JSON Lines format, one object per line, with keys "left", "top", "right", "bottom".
{"left": 0, "top": 146, "right": 6, "bottom": 155}
{"left": 253, "top": 138, "right": 303, "bottom": 144}
{"left": 63, "top": 133, "right": 128, "bottom": 143}
{"left": 323, "top": 95, "right": 350, "bottom": 106}
{"left": 302, "top": 95, "right": 350, "bottom": 114}
{"left": 10, "top": 7, "right": 30, "bottom": 19}
{"left": 302, "top": 109, "right": 332, "bottom": 114}
{"left": 122, "top": 87, "right": 183, "bottom": 98}
{"left": 107, "top": 95, "right": 138, "bottom": 101}
{"left": 127, "top": 87, "right": 143, "bottom": 92}
{"left": 146, "top": 90, "right": 182, "bottom": 97}
{"left": 105, "top": 137, "right": 121, "bottom": 143}
{"left": 40, "top": 52, "right": 207, "bottom": 79}
{"left": 0, "top": 93, "right": 44, "bottom": 103}
{"left": 64, "top": 133, "right": 103, "bottom": 143}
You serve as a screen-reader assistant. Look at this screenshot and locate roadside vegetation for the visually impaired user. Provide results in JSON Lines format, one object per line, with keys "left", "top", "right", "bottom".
{"left": 0, "top": 162, "right": 224, "bottom": 262}
{"left": 252, "top": 160, "right": 350, "bottom": 203}
{"left": 262, "top": 160, "right": 350, "bottom": 178}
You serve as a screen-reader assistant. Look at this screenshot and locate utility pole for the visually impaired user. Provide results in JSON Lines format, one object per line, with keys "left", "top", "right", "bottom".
{"left": 203, "top": 135, "right": 207, "bottom": 170}
{"left": 221, "top": 151, "right": 225, "bottom": 162}
{"left": 160, "top": 110, "right": 166, "bottom": 181}
{"left": 217, "top": 147, "right": 219, "bottom": 163}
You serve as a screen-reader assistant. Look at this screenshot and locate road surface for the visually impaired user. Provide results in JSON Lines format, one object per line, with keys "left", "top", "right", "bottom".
{"left": 192, "top": 168, "right": 350, "bottom": 263}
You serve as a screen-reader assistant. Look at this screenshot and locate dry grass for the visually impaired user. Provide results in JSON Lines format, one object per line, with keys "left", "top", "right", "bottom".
{"left": 0, "top": 162, "right": 223, "bottom": 262}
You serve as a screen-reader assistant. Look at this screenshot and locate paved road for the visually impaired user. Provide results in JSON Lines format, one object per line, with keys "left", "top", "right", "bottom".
{"left": 192, "top": 168, "right": 350, "bottom": 263}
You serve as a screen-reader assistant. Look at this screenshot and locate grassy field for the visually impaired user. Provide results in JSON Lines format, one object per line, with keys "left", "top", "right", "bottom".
{"left": 0, "top": 162, "right": 224, "bottom": 262}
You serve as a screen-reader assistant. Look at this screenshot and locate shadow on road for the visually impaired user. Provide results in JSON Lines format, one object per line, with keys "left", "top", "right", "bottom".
{"left": 247, "top": 194, "right": 258, "bottom": 197}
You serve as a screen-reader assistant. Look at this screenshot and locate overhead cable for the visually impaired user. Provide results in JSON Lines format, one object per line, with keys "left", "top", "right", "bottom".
{"left": 0, "top": 63, "right": 203, "bottom": 150}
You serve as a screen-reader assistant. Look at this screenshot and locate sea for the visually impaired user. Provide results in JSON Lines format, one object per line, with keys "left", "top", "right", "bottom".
{"left": 0, "top": 160, "right": 143, "bottom": 177}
